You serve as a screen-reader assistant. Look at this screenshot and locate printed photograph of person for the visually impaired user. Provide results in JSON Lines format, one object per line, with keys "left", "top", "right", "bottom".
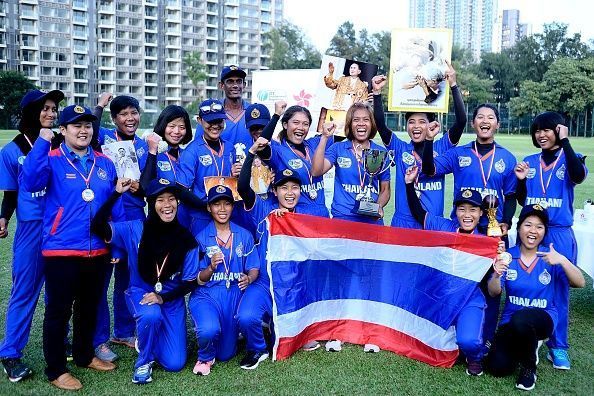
{"left": 101, "top": 141, "right": 141, "bottom": 180}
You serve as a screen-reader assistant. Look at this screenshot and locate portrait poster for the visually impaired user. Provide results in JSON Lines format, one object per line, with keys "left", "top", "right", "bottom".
{"left": 316, "top": 108, "right": 347, "bottom": 138}
{"left": 317, "top": 55, "right": 378, "bottom": 112}
{"left": 203, "top": 176, "right": 241, "bottom": 201}
{"left": 388, "top": 28, "right": 453, "bottom": 113}
{"left": 101, "top": 140, "right": 141, "bottom": 180}
{"left": 250, "top": 155, "right": 273, "bottom": 195}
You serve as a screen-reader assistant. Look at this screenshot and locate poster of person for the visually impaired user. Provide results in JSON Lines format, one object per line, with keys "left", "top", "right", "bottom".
{"left": 203, "top": 176, "right": 241, "bottom": 201}
{"left": 317, "top": 55, "right": 378, "bottom": 111}
{"left": 250, "top": 156, "right": 273, "bottom": 195}
{"left": 101, "top": 140, "right": 141, "bottom": 180}
{"left": 316, "top": 108, "right": 347, "bottom": 138}
{"left": 388, "top": 28, "right": 453, "bottom": 113}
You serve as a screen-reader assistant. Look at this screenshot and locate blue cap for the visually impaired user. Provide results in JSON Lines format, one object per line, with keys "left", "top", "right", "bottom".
{"left": 454, "top": 189, "right": 483, "bottom": 207}
{"left": 20, "top": 89, "right": 64, "bottom": 110}
{"left": 220, "top": 65, "right": 246, "bottom": 81}
{"left": 245, "top": 103, "right": 271, "bottom": 129}
{"left": 273, "top": 168, "right": 302, "bottom": 188}
{"left": 198, "top": 99, "right": 226, "bottom": 123}
{"left": 207, "top": 184, "right": 234, "bottom": 204}
{"left": 145, "top": 178, "right": 180, "bottom": 199}
{"left": 518, "top": 203, "right": 549, "bottom": 228}
{"left": 58, "top": 105, "right": 97, "bottom": 126}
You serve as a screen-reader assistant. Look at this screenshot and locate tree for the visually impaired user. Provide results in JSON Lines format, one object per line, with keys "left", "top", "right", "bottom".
{"left": 0, "top": 71, "right": 37, "bottom": 129}
{"left": 182, "top": 51, "right": 208, "bottom": 89}
{"left": 263, "top": 22, "right": 322, "bottom": 70}
{"left": 327, "top": 21, "right": 357, "bottom": 59}
{"left": 455, "top": 70, "right": 495, "bottom": 107}
{"left": 476, "top": 51, "right": 521, "bottom": 103}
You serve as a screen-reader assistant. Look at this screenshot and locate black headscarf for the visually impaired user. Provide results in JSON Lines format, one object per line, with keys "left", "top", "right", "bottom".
{"left": 137, "top": 187, "right": 197, "bottom": 286}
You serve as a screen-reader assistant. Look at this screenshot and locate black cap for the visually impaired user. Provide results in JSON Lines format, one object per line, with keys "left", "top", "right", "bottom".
{"left": 145, "top": 178, "right": 180, "bottom": 199}
{"left": 273, "top": 169, "right": 301, "bottom": 188}
{"left": 58, "top": 105, "right": 97, "bottom": 126}
{"left": 453, "top": 189, "right": 482, "bottom": 207}
{"left": 518, "top": 203, "right": 549, "bottom": 228}
{"left": 207, "top": 185, "right": 234, "bottom": 204}
{"left": 20, "top": 89, "right": 64, "bottom": 110}
{"left": 220, "top": 65, "right": 246, "bottom": 81}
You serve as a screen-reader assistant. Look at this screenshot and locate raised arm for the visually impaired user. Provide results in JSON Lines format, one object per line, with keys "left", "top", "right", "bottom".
{"left": 21, "top": 128, "right": 53, "bottom": 193}
{"left": 557, "top": 125, "right": 587, "bottom": 184}
{"left": 139, "top": 133, "right": 161, "bottom": 191}
{"left": 445, "top": 61, "right": 466, "bottom": 145}
{"left": 372, "top": 75, "right": 394, "bottom": 146}
{"left": 310, "top": 123, "right": 335, "bottom": 177}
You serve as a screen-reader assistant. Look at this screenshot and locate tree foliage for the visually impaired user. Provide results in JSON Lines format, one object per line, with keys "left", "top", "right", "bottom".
{"left": 182, "top": 51, "right": 208, "bottom": 89}
{"left": 0, "top": 71, "right": 37, "bottom": 129}
{"left": 263, "top": 22, "right": 322, "bottom": 70}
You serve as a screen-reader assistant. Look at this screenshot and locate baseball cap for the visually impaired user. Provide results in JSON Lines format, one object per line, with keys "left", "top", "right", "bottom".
{"left": 58, "top": 105, "right": 97, "bottom": 126}
{"left": 198, "top": 99, "right": 226, "bottom": 123}
{"left": 245, "top": 103, "right": 271, "bottom": 129}
{"left": 220, "top": 65, "right": 246, "bottom": 82}
{"left": 207, "top": 185, "right": 234, "bottom": 204}
{"left": 518, "top": 203, "right": 549, "bottom": 228}
{"left": 453, "top": 189, "right": 482, "bottom": 207}
{"left": 145, "top": 178, "right": 180, "bottom": 199}
{"left": 273, "top": 169, "right": 302, "bottom": 188}
{"left": 20, "top": 89, "right": 64, "bottom": 110}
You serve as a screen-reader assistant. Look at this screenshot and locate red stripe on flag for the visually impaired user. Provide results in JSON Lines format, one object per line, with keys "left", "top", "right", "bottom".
{"left": 275, "top": 319, "right": 458, "bottom": 368}
{"left": 268, "top": 213, "right": 499, "bottom": 258}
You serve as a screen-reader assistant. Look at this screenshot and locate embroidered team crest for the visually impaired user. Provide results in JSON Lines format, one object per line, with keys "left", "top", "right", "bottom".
{"left": 205, "top": 245, "right": 222, "bottom": 258}
{"left": 73, "top": 105, "right": 85, "bottom": 114}
{"left": 537, "top": 200, "right": 549, "bottom": 210}
{"left": 288, "top": 159, "right": 303, "bottom": 169}
{"left": 17, "top": 156, "right": 26, "bottom": 165}
{"left": 157, "top": 161, "right": 172, "bottom": 172}
{"left": 458, "top": 156, "right": 471, "bottom": 167}
{"left": 159, "top": 178, "right": 170, "bottom": 185}
{"left": 97, "top": 168, "right": 108, "bottom": 180}
{"left": 402, "top": 152, "right": 415, "bottom": 166}
{"left": 556, "top": 164, "right": 566, "bottom": 180}
{"left": 506, "top": 269, "right": 518, "bottom": 281}
{"left": 199, "top": 155, "right": 213, "bottom": 166}
{"left": 216, "top": 185, "right": 226, "bottom": 193}
{"left": 337, "top": 157, "right": 352, "bottom": 168}
{"left": 136, "top": 147, "right": 145, "bottom": 158}
{"left": 527, "top": 168, "right": 536, "bottom": 179}
{"left": 539, "top": 269, "right": 551, "bottom": 285}
{"left": 104, "top": 135, "right": 116, "bottom": 144}
{"left": 251, "top": 108, "right": 260, "bottom": 118}
{"left": 282, "top": 169, "right": 293, "bottom": 176}
{"left": 495, "top": 159, "right": 506, "bottom": 173}
{"left": 235, "top": 243, "right": 244, "bottom": 257}
{"left": 462, "top": 189, "right": 473, "bottom": 198}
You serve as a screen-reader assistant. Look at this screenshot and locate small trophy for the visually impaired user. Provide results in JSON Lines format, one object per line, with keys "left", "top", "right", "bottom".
{"left": 483, "top": 194, "right": 503, "bottom": 237}
{"left": 356, "top": 149, "right": 389, "bottom": 217}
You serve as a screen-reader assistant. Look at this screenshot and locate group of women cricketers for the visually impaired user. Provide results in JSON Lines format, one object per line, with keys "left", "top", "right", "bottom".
{"left": 0, "top": 64, "right": 588, "bottom": 392}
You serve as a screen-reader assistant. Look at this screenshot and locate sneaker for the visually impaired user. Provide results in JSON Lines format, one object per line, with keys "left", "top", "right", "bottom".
{"left": 547, "top": 348, "right": 570, "bottom": 370}
{"left": 535, "top": 340, "right": 543, "bottom": 366}
{"left": 192, "top": 359, "right": 215, "bottom": 376}
{"left": 95, "top": 343, "right": 118, "bottom": 362}
{"left": 111, "top": 336, "right": 136, "bottom": 349}
{"left": 465, "top": 359, "right": 484, "bottom": 376}
{"left": 363, "top": 344, "right": 380, "bottom": 353}
{"left": 515, "top": 366, "right": 537, "bottom": 391}
{"left": 132, "top": 363, "right": 153, "bottom": 384}
{"left": 240, "top": 351, "right": 269, "bottom": 370}
{"left": 65, "top": 342, "right": 73, "bottom": 362}
{"left": 1, "top": 358, "right": 33, "bottom": 383}
{"left": 325, "top": 340, "right": 342, "bottom": 352}
{"left": 301, "top": 341, "right": 320, "bottom": 351}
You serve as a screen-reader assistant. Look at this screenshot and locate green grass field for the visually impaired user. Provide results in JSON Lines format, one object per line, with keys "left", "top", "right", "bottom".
{"left": 0, "top": 130, "right": 593, "bottom": 395}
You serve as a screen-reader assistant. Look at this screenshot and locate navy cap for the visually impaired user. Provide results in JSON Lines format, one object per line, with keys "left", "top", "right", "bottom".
{"left": 245, "top": 103, "right": 271, "bottom": 129}
{"left": 207, "top": 185, "right": 234, "bottom": 204}
{"left": 220, "top": 65, "right": 246, "bottom": 81}
{"left": 518, "top": 203, "right": 549, "bottom": 228}
{"left": 146, "top": 178, "right": 180, "bottom": 199}
{"left": 198, "top": 99, "right": 226, "bottom": 123}
{"left": 20, "top": 89, "right": 64, "bottom": 110}
{"left": 59, "top": 105, "right": 97, "bottom": 126}
{"left": 273, "top": 169, "right": 302, "bottom": 188}
{"left": 454, "top": 189, "right": 482, "bottom": 207}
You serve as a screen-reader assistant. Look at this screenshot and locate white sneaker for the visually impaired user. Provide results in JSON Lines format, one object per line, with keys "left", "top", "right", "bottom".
{"left": 363, "top": 344, "right": 380, "bottom": 353}
{"left": 325, "top": 340, "right": 342, "bottom": 352}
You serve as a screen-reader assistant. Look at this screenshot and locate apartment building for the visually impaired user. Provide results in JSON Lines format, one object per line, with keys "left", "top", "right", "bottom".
{"left": 1, "top": 0, "right": 283, "bottom": 113}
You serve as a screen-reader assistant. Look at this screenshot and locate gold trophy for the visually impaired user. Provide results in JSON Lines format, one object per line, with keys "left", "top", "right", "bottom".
{"left": 482, "top": 194, "right": 503, "bottom": 237}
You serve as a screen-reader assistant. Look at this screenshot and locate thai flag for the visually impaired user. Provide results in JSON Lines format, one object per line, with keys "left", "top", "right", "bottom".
{"left": 267, "top": 213, "right": 498, "bottom": 367}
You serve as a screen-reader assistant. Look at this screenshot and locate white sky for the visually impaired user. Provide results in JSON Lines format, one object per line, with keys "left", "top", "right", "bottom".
{"left": 283, "top": 0, "right": 594, "bottom": 53}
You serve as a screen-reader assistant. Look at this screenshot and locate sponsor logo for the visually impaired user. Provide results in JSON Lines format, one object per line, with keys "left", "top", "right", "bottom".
{"left": 157, "top": 161, "right": 172, "bottom": 172}
{"left": 199, "top": 155, "right": 213, "bottom": 166}
{"left": 17, "top": 156, "right": 26, "bottom": 165}
{"left": 402, "top": 152, "right": 415, "bottom": 165}
{"left": 527, "top": 168, "right": 536, "bottom": 179}
{"left": 337, "top": 157, "right": 352, "bottom": 168}
{"left": 458, "top": 156, "right": 472, "bottom": 167}
{"left": 506, "top": 269, "right": 517, "bottom": 281}
{"left": 288, "top": 159, "right": 303, "bottom": 169}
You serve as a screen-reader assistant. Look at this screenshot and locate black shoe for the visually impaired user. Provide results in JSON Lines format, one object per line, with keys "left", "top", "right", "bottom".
{"left": 65, "top": 343, "right": 73, "bottom": 362}
{"left": 515, "top": 366, "right": 537, "bottom": 391}
{"left": 239, "top": 351, "right": 269, "bottom": 370}
{"left": 1, "top": 358, "right": 33, "bottom": 383}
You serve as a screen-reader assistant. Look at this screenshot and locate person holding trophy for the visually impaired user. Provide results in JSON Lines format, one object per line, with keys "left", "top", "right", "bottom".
{"left": 311, "top": 102, "right": 391, "bottom": 225}
{"left": 514, "top": 112, "right": 588, "bottom": 370}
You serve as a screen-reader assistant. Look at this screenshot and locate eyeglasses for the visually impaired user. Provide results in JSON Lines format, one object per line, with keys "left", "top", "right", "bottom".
{"left": 200, "top": 103, "right": 223, "bottom": 114}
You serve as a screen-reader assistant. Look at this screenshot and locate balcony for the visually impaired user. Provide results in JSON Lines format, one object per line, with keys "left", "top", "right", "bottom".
{"left": 73, "top": 0, "right": 87, "bottom": 10}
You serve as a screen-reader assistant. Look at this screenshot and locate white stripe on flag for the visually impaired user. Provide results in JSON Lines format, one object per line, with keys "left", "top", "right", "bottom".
{"left": 276, "top": 299, "right": 458, "bottom": 351}
{"left": 268, "top": 235, "right": 492, "bottom": 282}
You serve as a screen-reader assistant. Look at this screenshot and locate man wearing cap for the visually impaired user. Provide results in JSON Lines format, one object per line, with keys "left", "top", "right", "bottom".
{"left": 20, "top": 105, "right": 123, "bottom": 390}
{"left": 0, "top": 89, "right": 64, "bottom": 382}
{"left": 94, "top": 95, "right": 147, "bottom": 360}
{"left": 405, "top": 165, "right": 497, "bottom": 377}
{"left": 177, "top": 99, "right": 241, "bottom": 233}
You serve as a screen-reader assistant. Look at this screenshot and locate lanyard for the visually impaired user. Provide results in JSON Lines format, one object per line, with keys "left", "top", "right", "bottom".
{"left": 539, "top": 149, "right": 563, "bottom": 195}
{"left": 165, "top": 151, "right": 178, "bottom": 179}
{"left": 471, "top": 142, "right": 496, "bottom": 188}
{"left": 285, "top": 140, "right": 314, "bottom": 187}
{"left": 155, "top": 253, "right": 170, "bottom": 283}
{"left": 23, "top": 134, "right": 34, "bottom": 148}
{"left": 351, "top": 141, "right": 370, "bottom": 192}
{"left": 204, "top": 137, "right": 225, "bottom": 177}
{"left": 60, "top": 146, "right": 96, "bottom": 188}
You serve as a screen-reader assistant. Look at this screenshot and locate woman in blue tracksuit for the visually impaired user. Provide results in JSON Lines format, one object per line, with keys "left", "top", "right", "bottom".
{"left": 189, "top": 185, "right": 260, "bottom": 376}
{"left": 91, "top": 178, "right": 200, "bottom": 385}
{"left": 514, "top": 112, "right": 588, "bottom": 370}
{"left": 139, "top": 105, "right": 193, "bottom": 226}
{"left": 20, "top": 105, "right": 122, "bottom": 391}
{"left": 0, "top": 89, "right": 64, "bottom": 382}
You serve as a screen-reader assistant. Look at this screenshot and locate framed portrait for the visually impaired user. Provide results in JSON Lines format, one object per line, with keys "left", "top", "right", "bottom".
{"left": 388, "top": 28, "right": 453, "bottom": 113}
{"left": 316, "top": 108, "right": 347, "bottom": 138}
{"left": 101, "top": 140, "right": 141, "bottom": 180}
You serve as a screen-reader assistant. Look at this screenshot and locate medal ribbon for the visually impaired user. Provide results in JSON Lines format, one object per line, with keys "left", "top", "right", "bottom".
{"left": 285, "top": 140, "right": 314, "bottom": 194}
{"left": 155, "top": 253, "right": 170, "bottom": 283}
{"left": 204, "top": 136, "right": 225, "bottom": 177}
{"left": 539, "top": 149, "right": 563, "bottom": 195}
{"left": 60, "top": 146, "right": 96, "bottom": 188}
{"left": 23, "top": 134, "right": 34, "bottom": 148}
{"left": 471, "top": 142, "right": 496, "bottom": 188}
{"left": 165, "top": 151, "right": 178, "bottom": 179}
{"left": 216, "top": 233, "right": 233, "bottom": 283}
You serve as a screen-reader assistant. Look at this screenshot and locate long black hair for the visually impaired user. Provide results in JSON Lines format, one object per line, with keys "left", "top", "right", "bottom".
{"left": 530, "top": 111, "right": 565, "bottom": 148}
{"left": 278, "top": 105, "right": 312, "bottom": 142}
{"left": 153, "top": 105, "right": 193, "bottom": 145}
